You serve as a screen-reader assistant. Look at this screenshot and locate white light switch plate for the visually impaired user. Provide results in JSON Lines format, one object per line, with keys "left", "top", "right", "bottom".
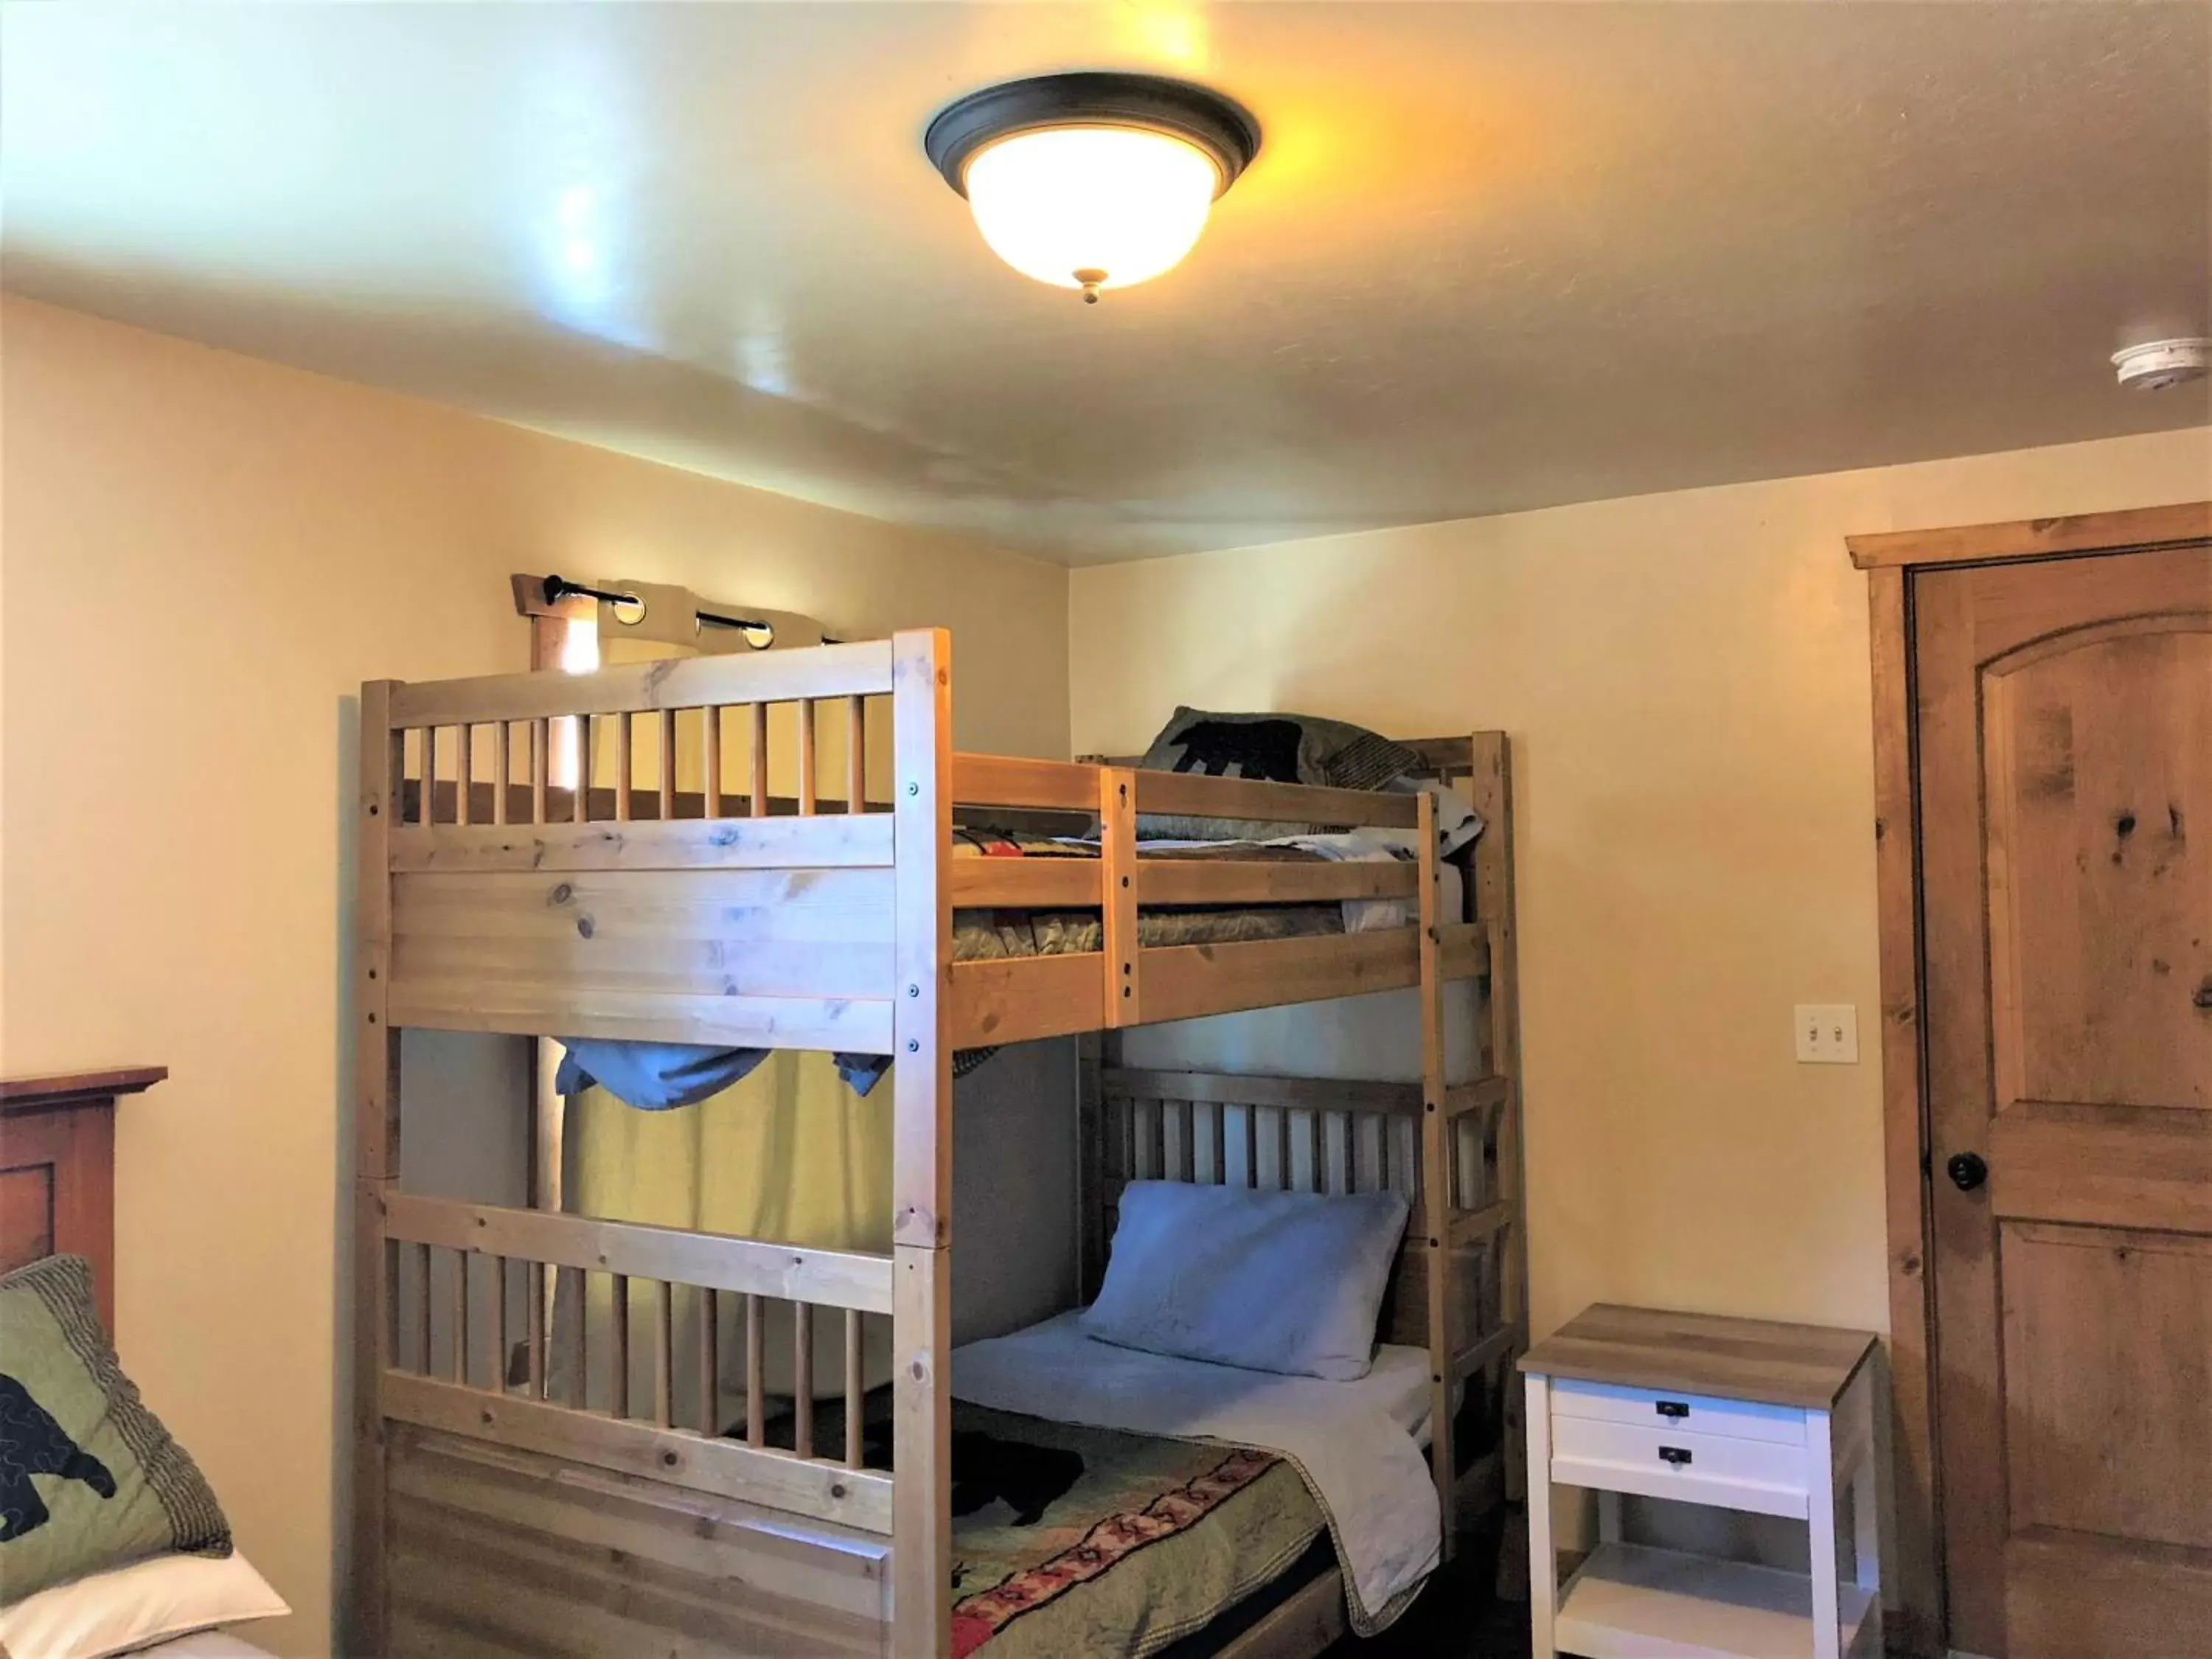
{"left": 1795, "top": 1003, "right": 1859, "bottom": 1064}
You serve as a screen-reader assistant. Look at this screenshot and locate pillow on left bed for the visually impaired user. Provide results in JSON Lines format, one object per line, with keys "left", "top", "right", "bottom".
{"left": 0, "top": 1547, "right": 286, "bottom": 1659}
{"left": 0, "top": 1254, "right": 231, "bottom": 1604}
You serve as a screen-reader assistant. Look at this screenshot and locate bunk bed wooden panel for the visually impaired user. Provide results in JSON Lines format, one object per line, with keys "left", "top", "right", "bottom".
{"left": 946, "top": 953, "right": 1107, "bottom": 1047}
{"left": 1138, "top": 930, "right": 1422, "bottom": 1023}
{"left": 950, "top": 752, "right": 1099, "bottom": 813}
{"left": 389, "top": 639, "right": 897, "bottom": 725}
{"left": 1130, "top": 768, "right": 1422, "bottom": 830}
{"left": 386, "top": 1428, "right": 890, "bottom": 1659}
{"left": 387, "top": 981, "right": 897, "bottom": 1052}
{"left": 949, "top": 859, "right": 1102, "bottom": 906}
{"left": 947, "top": 854, "right": 1419, "bottom": 909}
{"left": 382, "top": 1373, "right": 892, "bottom": 1531}
{"left": 1139, "top": 858, "right": 1417, "bottom": 906}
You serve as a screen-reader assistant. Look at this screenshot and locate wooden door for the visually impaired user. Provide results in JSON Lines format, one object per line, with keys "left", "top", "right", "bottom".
{"left": 1916, "top": 543, "right": 2211, "bottom": 1658}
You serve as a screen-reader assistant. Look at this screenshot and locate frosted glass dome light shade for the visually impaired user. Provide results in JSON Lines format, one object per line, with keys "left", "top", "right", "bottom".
{"left": 964, "top": 126, "right": 1220, "bottom": 294}
{"left": 925, "top": 72, "right": 1261, "bottom": 302}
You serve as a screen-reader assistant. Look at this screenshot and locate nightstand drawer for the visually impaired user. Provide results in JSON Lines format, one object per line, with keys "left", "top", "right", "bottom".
{"left": 1551, "top": 1377, "right": 1806, "bottom": 1445}
{"left": 1550, "top": 1415, "right": 1809, "bottom": 1519}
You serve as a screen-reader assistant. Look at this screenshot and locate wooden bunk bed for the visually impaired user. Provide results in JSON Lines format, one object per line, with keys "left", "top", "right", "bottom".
{"left": 351, "top": 629, "right": 1525, "bottom": 1658}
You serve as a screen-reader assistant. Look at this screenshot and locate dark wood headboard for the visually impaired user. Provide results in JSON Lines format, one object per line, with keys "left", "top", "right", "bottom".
{"left": 0, "top": 1067, "right": 166, "bottom": 1332}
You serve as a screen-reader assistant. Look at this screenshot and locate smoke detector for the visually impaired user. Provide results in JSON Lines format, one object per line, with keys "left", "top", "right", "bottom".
{"left": 2112, "top": 338, "right": 2209, "bottom": 392}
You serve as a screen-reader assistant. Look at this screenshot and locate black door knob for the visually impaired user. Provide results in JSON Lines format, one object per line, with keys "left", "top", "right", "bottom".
{"left": 1947, "top": 1151, "right": 1989, "bottom": 1192}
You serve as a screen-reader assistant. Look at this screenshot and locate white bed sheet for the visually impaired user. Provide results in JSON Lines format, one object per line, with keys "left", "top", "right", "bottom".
{"left": 132, "top": 1635, "right": 276, "bottom": 1658}
{"left": 951, "top": 1311, "right": 1439, "bottom": 1632}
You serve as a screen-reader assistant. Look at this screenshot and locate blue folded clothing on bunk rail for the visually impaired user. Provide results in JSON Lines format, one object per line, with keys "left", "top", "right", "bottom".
{"left": 553, "top": 1040, "right": 892, "bottom": 1108}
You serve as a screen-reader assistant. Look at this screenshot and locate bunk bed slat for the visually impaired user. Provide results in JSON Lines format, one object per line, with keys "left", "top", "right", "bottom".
{"left": 492, "top": 1253, "right": 509, "bottom": 1389}
{"left": 415, "top": 1242, "right": 432, "bottom": 1377}
{"left": 571, "top": 717, "right": 591, "bottom": 825}
{"left": 1138, "top": 859, "right": 1417, "bottom": 907}
{"left": 615, "top": 714, "right": 635, "bottom": 823}
{"left": 380, "top": 1372, "right": 894, "bottom": 1534}
{"left": 1132, "top": 768, "right": 1419, "bottom": 831}
{"left": 417, "top": 728, "right": 437, "bottom": 825}
{"left": 653, "top": 1279, "right": 674, "bottom": 1428}
{"left": 698, "top": 1288, "right": 719, "bottom": 1434}
{"left": 658, "top": 709, "right": 677, "bottom": 821}
{"left": 563, "top": 1265, "right": 585, "bottom": 1409}
{"left": 703, "top": 705, "right": 723, "bottom": 819}
{"left": 846, "top": 695, "right": 866, "bottom": 815}
{"left": 947, "top": 859, "right": 1102, "bottom": 907}
{"left": 950, "top": 753, "right": 1098, "bottom": 813}
{"left": 527, "top": 1261, "right": 546, "bottom": 1399}
{"left": 608, "top": 1273, "right": 630, "bottom": 1419}
{"left": 745, "top": 1295, "right": 766, "bottom": 1448}
{"left": 844, "top": 1310, "right": 865, "bottom": 1470}
{"left": 390, "top": 810, "right": 896, "bottom": 873}
{"left": 793, "top": 1304, "right": 814, "bottom": 1458}
{"left": 799, "top": 700, "right": 818, "bottom": 814}
{"left": 531, "top": 719, "right": 549, "bottom": 824}
{"left": 749, "top": 703, "right": 769, "bottom": 818}
{"left": 380, "top": 1194, "right": 896, "bottom": 1314}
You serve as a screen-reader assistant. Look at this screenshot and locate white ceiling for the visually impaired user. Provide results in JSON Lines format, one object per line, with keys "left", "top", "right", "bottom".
{"left": 5, "top": 2, "right": 2207, "bottom": 565}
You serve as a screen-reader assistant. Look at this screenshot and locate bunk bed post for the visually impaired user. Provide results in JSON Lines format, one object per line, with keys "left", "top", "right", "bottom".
{"left": 1076, "top": 1032, "right": 1109, "bottom": 1302}
{"left": 1415, "top": 791, "right": 1458, "bottom": 1562}
{"left": 890, "top": 628, "right": 954, "bottom": 1659}
{"left": 350, "top": 678, "right": 403, "bottom": 1656}
{"left": 1465, "top": 733, "right": 1528, "bottom": 1553}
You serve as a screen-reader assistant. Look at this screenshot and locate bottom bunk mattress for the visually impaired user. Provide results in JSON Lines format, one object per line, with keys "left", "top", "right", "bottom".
{"left": 947, "top": 1315, "right": 1440, "bottom": 1658}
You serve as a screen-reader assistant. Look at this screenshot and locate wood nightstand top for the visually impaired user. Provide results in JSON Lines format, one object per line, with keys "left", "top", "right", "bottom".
{"left": 1519, "top": 1302, "right": 1878, "bottom": 1410}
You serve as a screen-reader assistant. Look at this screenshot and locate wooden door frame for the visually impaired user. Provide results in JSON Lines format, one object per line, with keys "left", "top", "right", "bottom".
{"left": 1847, "top": 500, "right": 2212, "bottom": 1658}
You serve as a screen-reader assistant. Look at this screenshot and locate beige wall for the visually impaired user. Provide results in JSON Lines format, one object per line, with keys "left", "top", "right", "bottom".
{"left": 0, "top": 296, "right": 1071, "bottom": 1653}
{"left": 1068, "top": 426, "right": 2212, "bottom": 1348}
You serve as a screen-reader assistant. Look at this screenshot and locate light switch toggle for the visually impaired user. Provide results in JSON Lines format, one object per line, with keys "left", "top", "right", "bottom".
{"left": 1795, "top": 1003, "right": 1859, "bottom": 1064}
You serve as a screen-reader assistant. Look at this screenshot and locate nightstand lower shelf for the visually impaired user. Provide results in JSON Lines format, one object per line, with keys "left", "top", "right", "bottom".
{"left": 1556, "top": 1543, "right": 1877, "bottom": 1659}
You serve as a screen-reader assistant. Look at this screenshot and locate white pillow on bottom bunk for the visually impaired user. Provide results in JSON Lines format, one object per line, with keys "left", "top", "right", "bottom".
{"left": 1082, "top": 1179, "right": 1408, "bottom": 1381}
{"left": 0, "top": 1549, "right": 288, "bottom": 1659}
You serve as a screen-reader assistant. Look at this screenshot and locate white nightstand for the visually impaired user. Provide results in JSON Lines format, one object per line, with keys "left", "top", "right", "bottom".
{"left": 1520, "top": 1304, "right": 1885, "bottom": 1659}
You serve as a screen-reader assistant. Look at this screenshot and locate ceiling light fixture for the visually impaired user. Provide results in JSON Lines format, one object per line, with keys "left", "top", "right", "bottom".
{"left": 926, "top": 72, "right": 1259, "bottom": 304}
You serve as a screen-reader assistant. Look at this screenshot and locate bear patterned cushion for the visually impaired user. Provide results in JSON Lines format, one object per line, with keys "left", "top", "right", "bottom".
{"left": 1135, "top": 707, "right": 1423, "bottom": 840}
{"left": 0, "top": 1255, "right": 231, "bottom": 1604}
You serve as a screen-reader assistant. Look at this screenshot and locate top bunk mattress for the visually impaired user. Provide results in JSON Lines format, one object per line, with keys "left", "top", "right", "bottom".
{"left": 951, "top": 827, "right": 1458, "bottom": 962}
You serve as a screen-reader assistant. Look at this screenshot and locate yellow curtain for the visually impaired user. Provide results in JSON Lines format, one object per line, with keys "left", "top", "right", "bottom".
{"left": 560, "top": 1054, "right": 894, "bottom": 1422}
{"left": 569, "top": 1051, "right": 891, "bottom": 1252}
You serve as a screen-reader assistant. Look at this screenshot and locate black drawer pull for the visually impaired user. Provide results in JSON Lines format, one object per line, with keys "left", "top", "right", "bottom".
{"left": 1658, "top": 1446, "right": 1693, "bottom": 1467}
{"left": 1655, "top": 1400, "right": 1690, "bottom": 1419}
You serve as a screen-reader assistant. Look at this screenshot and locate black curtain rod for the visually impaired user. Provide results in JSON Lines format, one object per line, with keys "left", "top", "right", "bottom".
{"left": 541, "top": 574, "right": 790, "bottom": 644}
